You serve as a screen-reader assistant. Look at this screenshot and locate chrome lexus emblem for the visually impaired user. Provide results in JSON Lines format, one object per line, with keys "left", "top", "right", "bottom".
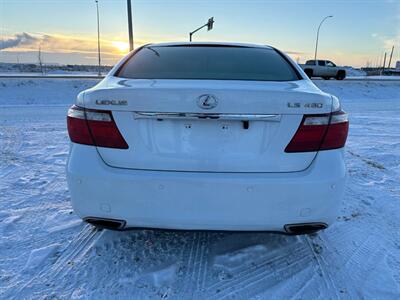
{"left": 95, "top": 99, "right": 127, "bottom": 106}
{"left": 197, "top": 94, "right": 218, "bottom": 109}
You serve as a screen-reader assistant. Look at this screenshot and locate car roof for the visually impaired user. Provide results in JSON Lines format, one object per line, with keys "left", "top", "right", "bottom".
{"left": 145, "top": 41, "right": 273, "bottom": 49}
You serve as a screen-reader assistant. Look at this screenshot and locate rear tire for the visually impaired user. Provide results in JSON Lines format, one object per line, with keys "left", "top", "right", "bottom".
{"left": 335, "top": 70, "right": 346, "bottom": 80}
{"left": 304, "top": 69, "right": 313, "bottom": 78}
{"left": 322, "top": 76, "right": 331, "bottom": 80}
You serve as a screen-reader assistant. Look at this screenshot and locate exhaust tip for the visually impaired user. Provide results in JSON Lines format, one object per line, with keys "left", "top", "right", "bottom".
{"left": 284, "top": 222, "right": 327, "bottom": 235}
{"left": 84, "top": 217, "right": 126, "bottom": 230}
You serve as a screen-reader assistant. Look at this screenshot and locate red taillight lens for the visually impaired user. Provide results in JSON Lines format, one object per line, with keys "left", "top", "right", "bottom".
{"left": 67, "top": 105, "right": 128, "bottom": 149}
{"left": 285, "top": 110, "right": 348, "bottom": 153}
{"left": 67, "top": 106, "right": 93, "bottom": 145}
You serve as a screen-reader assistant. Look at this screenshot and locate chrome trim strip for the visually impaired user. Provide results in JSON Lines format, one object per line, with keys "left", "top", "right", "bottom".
{"left": 133, "top": 112, "right": 281, "bottom": 121}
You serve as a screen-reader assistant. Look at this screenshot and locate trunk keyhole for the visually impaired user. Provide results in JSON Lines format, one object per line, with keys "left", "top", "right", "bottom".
{"left": 242, "top": 121, "right": 249, "bottom": 130}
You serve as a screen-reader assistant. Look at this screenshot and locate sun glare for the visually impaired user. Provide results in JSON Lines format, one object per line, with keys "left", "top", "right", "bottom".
{"left": 112, "top": 41, "right": 129, "bottom": 53}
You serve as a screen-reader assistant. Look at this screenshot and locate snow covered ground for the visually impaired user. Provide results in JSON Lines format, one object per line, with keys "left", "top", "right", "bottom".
{"left": 0, "top": 78, "right": 399, "bottom": 299}
{"left": 0, "top": 72, "right": 101, "bottom": 77}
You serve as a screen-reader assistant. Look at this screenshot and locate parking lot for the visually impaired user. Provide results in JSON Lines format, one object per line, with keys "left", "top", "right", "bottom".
{"left": 1, "top": 78, "right": 399, "bottom": 299}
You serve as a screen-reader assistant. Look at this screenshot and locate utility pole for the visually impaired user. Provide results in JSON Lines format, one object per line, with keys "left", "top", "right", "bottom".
{"left": 127, "top": 0, "right": 134, "bottom": 51}
{"left": 382, "top": 52, "right": 387, "bottom": 74}
{"left": 38, "top": 44, "right": 43, "bottom": 75}
{"left": 314, "top": 15, "right": 333, "bottom": 62}
{"left": 388, "top": 45, "right": 394, "bottom": 69}
{"left": 95, "top": 0, "right": 101, "bottom": 76}
{"left": 16, "top": 54, "right": 21, "bottom": 71}
{"left": 189, "top": 17, "right": 214, "bottom": 42}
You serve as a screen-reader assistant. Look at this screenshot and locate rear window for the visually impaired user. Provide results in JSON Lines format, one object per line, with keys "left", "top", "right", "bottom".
{"left": 116, "top": 46, "right": 301, "bottom": 81}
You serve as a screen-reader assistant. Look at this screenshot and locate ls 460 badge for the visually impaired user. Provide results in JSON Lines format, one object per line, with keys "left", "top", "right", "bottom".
{"left": 287, "top": 102, "right": 323, "bottom": 108}
{"left": 95, "top": 100, "right": 128, "bottom": 106}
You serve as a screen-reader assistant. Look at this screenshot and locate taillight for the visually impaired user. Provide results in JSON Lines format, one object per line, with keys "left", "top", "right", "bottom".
{"left": 285, "top": 110, "right": 348, "bottom": 153}
{"left": 67, "top": 105, "right": 128, "bottom": 149}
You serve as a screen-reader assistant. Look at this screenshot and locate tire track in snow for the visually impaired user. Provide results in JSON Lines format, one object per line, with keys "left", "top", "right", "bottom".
{"left": 42, "top": 226, "right": 102, "bottom": 280}
{"left": 13, "top": 225, "right": 101, "bottom": 298}
{"left": 0, "top": 126, "right": 23, "bottom": 180}
{"left": 347, "top": 149, "right": 386, "bottom": 171}
{"left": 303, "top": 227, "right": 384, "bottom": 299}
{"left": 386, "top": 254, "right": 400, "bottom": 289}
{"left": 182, "top": 232, "right": 210, "bottom": 299}
{"left": 303, "top": 235, "right": 341, "bottom": 300}
{"left": 181, "top": 232, "right": 197, "bottom": 297}
{"left": 193, "top": 232, "right": 210, "bottom": 298}
{"left": 206, "top": 241, "right": 311, "bottom": 299}
{"left": 328, "top": 230, "right": 388, "bottom": 291}
{"left": 181, "top": 232, "right": 198, "bottom": 297}
{"left": 201, "top": 233, "right": 211, "bottom": 289}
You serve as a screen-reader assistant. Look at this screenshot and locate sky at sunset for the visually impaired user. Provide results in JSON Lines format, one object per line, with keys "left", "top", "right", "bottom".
{"left": 0, "top": 0, "right": 399, "bottom": 67}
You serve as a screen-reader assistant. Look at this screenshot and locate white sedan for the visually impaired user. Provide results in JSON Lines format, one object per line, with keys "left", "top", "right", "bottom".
{"left": 66, "top": 42, "right": 348, "bottom": 235}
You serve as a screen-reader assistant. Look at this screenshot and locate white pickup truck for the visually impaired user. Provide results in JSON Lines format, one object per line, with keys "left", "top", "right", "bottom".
{"left": 300, "top": 60, "right": 346, "bottom": 80}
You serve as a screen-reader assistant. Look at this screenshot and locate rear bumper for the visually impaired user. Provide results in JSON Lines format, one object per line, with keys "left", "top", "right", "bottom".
{"left": 66, "top": 144, "right": 346, "bottom": 232}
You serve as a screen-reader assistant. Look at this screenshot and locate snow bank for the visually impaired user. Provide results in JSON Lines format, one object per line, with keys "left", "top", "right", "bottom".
{"left": 24, "top": 244, "right": 60, "bottom": 271}
{"left": 0, "top": 78, "right": 99, "bottom": 105}
{"left": 343, "top": 67, "right": 366, "bottom": 77}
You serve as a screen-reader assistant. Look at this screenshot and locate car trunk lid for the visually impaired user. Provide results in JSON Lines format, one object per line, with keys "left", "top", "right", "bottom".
{"left": 82, "top": 78, "right": 333, "bottom": 173}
